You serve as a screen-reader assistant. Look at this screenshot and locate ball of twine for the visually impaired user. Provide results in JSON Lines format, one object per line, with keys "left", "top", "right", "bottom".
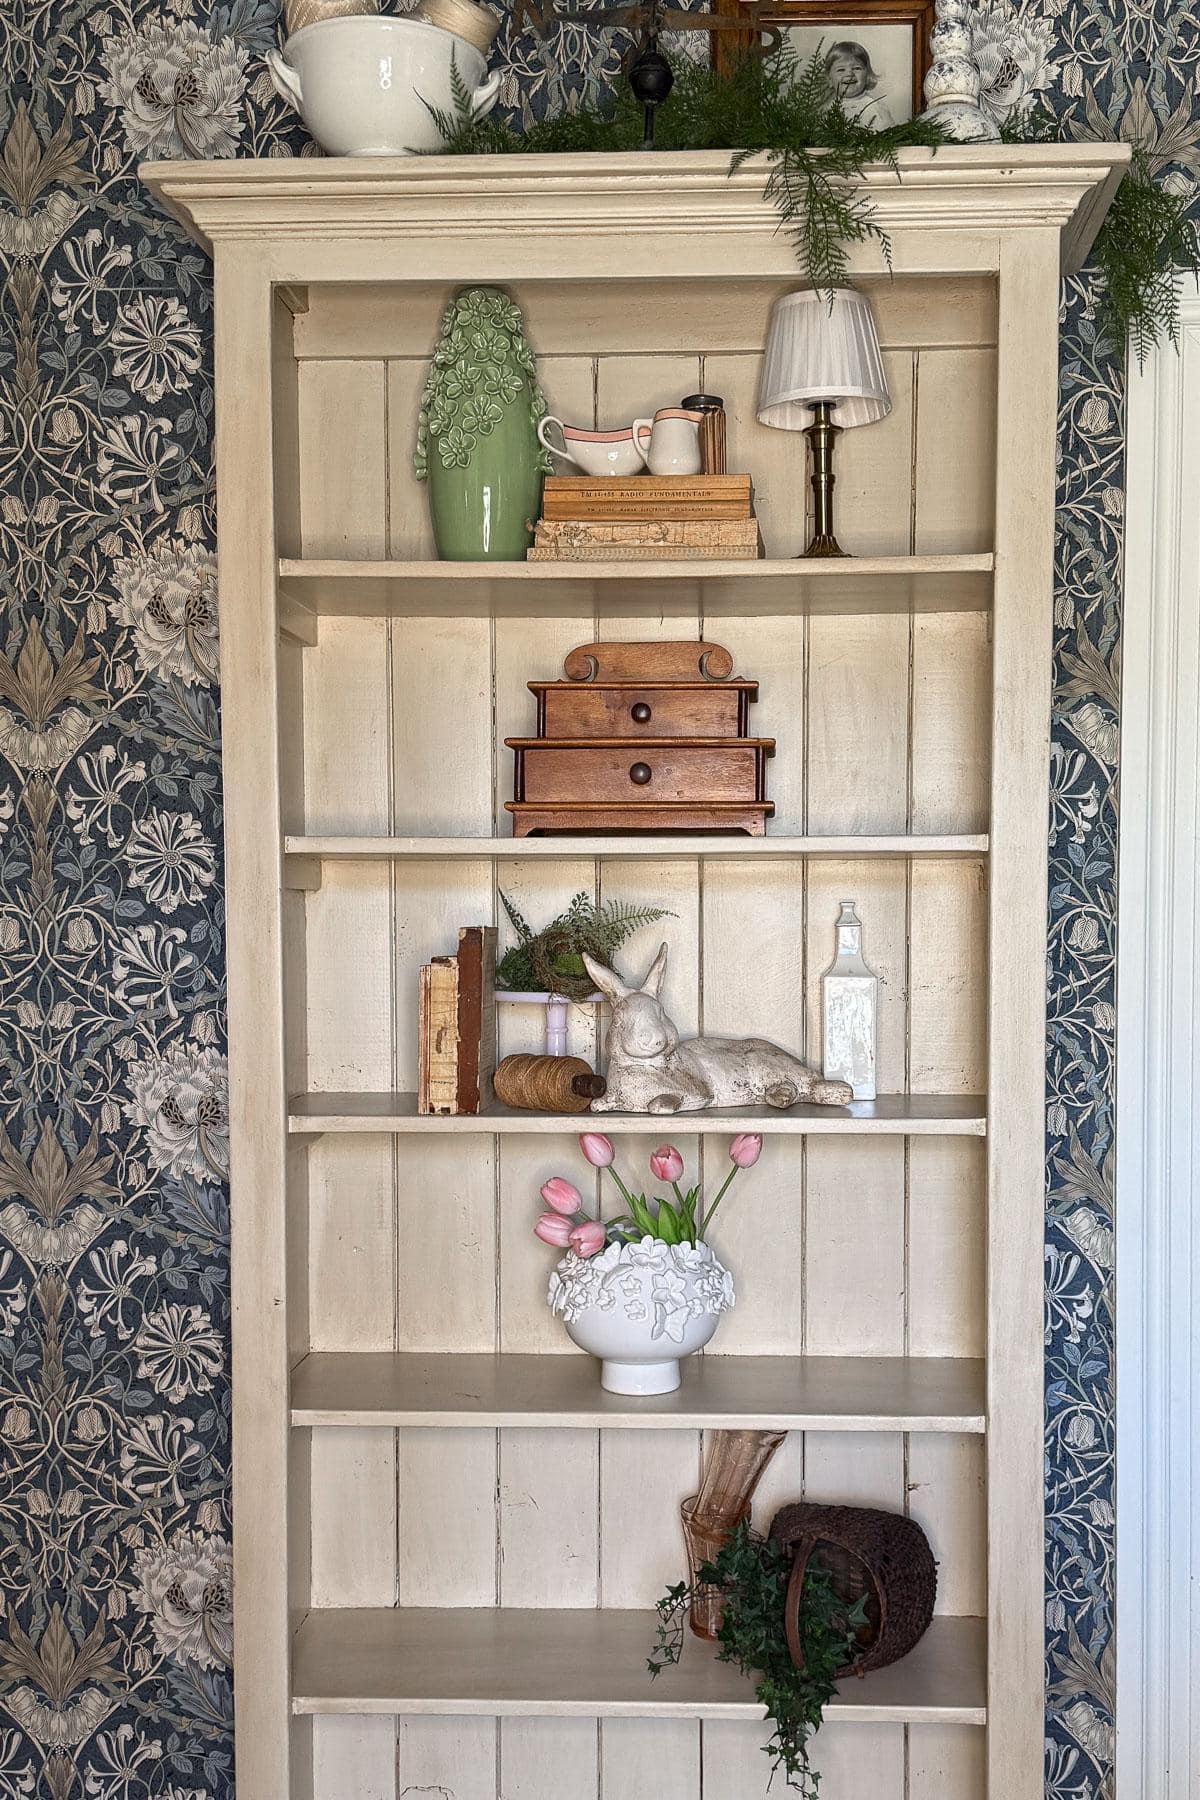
{"left": 285, "top": 0, "right": 378, "bottom": 34}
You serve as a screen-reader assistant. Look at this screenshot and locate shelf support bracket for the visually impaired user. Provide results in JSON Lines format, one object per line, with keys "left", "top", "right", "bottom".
{"left": 283, "top": 856, "right": 322, "bottom": 893}
{"left": 278, "top": 590, "right": 319, "bottom": 648}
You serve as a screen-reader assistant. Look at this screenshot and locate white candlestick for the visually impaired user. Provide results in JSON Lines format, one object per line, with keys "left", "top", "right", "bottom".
{"left": 545, "top": 996, "right": 569, "bottom": 1056}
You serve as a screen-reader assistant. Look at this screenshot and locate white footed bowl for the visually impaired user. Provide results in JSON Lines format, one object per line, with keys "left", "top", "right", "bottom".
{"left": 548, "top": 1237, "right": 735, "bottom": 1395}
{"left": 267, "top": 16, "right": 501, "bottom": 157}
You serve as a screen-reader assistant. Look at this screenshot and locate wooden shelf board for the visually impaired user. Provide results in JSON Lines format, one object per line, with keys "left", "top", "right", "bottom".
{"left": 278, "top": 554, "right": 994, "bottom": 620}
{"left": 291, "top": 1607, "right": 985, "bottom": 1723}
{"left": 287, "top": 1092, "right": 987, "bottom": 1136}
{"left": 290, "top": 1351, "right": 987, "bottom": 1432}
{"left": 285, "top": 832, "right": 989, "bottom": 861}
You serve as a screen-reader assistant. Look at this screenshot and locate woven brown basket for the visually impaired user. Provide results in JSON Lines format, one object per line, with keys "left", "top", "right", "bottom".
{"left": 769, "top": 1502, "right": 937, "bottom": 1677}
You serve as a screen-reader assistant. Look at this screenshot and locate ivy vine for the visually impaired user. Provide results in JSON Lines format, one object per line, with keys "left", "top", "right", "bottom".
{"left": 649, "top": 1519, "right": 869, "bottom": 1796}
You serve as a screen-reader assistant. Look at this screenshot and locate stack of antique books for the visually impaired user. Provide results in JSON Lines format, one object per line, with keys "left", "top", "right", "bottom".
{"left": 417, "top": 925, "right": 497, "bottom": 1115}
{"left": 528, "top": 474, "right": 762, "bottom": 561}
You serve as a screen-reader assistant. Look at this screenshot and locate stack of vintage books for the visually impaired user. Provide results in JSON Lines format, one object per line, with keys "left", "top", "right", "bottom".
{"left": 417, "top": 925, "right": 497, "bottom": 1115}
{"left": 529, "top": 474, "right": 762, "bottom": 562}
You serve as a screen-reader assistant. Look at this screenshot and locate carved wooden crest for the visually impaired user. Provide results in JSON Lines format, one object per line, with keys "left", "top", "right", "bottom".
{"left": 563, "top": 640, "right": 734, "bottom": 683}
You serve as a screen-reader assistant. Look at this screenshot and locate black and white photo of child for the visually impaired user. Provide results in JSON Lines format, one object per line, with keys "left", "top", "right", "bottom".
{"left": 824, "top": 39, "right": 895, "bottom": 127}
{"left": 781, "top": 20, "right": 917, "bottom": 125}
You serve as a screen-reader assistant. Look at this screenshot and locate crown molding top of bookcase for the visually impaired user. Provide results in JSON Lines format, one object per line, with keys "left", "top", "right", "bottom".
{"left": 287, "top": 1092, "right": 987, "bottom": 1135}
{"left": 141, "top": 144, "right": 1128, "bottom": 280}
{"left": 291, "top": 1606, "right": 986, "bottom": 1723}
{"left": 277, "top": 555, "right": 995, "bottom": 620}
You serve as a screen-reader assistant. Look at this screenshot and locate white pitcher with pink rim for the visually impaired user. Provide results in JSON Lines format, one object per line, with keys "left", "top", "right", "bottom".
{"left": 537, "top": 416, "right": 649, "bottom": 477}
{"left": 631, "top": 408, "right": 704, "bottom": 476}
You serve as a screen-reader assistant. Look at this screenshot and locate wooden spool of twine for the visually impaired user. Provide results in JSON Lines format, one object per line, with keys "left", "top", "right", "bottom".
{"left": 769, "top": 1502, "right": 937, "bottom": 1677}
{"left": 493, "top": 1054, "right": 606, "bottom": 1114}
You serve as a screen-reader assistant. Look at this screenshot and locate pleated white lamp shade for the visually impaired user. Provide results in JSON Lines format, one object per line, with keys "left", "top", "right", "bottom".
{"left": 757, "top": 288, "right": 891, "bottom": 431}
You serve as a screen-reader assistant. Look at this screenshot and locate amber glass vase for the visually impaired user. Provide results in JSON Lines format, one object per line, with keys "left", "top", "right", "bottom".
{"left": 680, "top": 1429, "right": 787, "bottom": 1638}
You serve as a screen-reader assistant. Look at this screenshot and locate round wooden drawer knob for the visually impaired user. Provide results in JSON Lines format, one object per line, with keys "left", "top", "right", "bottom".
{"left": 630, "top": 702, "right": 652, "bottom": 723}
{"left": 629, "top": 762, "right": 653, "bottom": 785}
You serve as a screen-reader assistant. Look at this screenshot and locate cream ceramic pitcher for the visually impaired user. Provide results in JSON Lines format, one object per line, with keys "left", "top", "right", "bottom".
{"left": 630, "top": 408, "right": 704, "bottom": 476}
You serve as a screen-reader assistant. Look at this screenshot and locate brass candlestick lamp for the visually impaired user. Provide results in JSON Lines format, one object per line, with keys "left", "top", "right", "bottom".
{"left": 756, "top": 288, "right": 891, "bottom": 558}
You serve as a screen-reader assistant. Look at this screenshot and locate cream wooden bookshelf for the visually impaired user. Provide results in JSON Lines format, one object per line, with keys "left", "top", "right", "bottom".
{"left": 144, "top": 144, "right": 1127, "bottom": 1800}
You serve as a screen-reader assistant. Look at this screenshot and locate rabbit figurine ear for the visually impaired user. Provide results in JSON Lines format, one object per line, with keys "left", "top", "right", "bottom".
{"left": 583, "top": 952, "right": 631, "bottom": 1001}
{"left": 640, "top": 942, "right": 669, "bottom": 998}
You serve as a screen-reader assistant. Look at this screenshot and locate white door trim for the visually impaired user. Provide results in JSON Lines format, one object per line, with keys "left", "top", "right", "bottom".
{"left": 1116, "top": 283, "right": 1200, "bottom": 1800}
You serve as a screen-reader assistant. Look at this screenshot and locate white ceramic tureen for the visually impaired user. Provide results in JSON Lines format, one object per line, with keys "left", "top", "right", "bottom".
{"left": 267, "top": 15, "right": 502, "bottom": 157}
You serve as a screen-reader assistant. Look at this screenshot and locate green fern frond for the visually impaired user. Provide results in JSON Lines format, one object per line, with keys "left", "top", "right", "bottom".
{"left": 449, "top": 50, "right": 473, "bottom": 122}
{"left": 661, "top": 47, "right": 939, "bottom": 300}
{"left": 586, "top": 900, "right": 676, "bottom": 956}
{"left": 499, "top": 889, "right": 534, "bottom": 943}
{"left": 1092, "top": 148, "right": 1200, "bottom": 366}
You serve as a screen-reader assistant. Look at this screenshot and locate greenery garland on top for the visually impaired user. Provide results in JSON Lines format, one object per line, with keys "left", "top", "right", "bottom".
{"left": 429, "top": 46, "right": 1200, "bottom": 363}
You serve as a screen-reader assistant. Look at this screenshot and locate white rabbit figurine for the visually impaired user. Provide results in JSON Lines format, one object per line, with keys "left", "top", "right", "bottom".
{"left": 583, "top": 946, "right": 854, "bottom": 1114}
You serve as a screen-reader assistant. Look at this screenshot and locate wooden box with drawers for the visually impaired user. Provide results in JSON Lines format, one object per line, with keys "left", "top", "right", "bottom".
{"left": 505, "top": 639, "right": 774, "bottom": 836}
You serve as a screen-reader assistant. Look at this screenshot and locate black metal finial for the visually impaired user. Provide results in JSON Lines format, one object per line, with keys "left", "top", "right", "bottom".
{"left": 627, "top": 33, "right": 674, "bottom": 148}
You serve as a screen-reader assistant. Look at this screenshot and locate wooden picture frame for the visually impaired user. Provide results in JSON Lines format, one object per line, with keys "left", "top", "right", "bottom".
{"left": 713, "top": 0, "right": 935, "bottom": 113}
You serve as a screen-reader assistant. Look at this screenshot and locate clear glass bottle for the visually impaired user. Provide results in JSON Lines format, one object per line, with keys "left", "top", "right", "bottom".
{"left": 821, "top": 900, "right": 879, "bottom": 1101}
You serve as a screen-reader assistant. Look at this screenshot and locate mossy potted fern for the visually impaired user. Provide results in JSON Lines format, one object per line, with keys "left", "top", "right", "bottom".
{"left": 494, "top": 889, "right": 676, "bottom": 1056}
{"left": 496, "top": 889, "right": 675, "bottom": 1000}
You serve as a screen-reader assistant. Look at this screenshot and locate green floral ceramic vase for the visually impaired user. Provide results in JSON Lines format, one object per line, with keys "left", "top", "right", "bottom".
{"left": 414, "top": 287, "right": 551, "bottom": 561}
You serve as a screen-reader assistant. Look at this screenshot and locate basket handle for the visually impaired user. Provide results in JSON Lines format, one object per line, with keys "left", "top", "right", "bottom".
{"left": 783, "top": 1531, "right": 884, "bottom": 1674}
{"left": 783, "top": 1533, "right": 820, "bottom": 1672}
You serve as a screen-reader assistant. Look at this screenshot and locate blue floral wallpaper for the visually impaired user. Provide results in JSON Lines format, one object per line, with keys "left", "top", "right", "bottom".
{"left": 0, "top": 1, "right": 1191, "bottom": 1795}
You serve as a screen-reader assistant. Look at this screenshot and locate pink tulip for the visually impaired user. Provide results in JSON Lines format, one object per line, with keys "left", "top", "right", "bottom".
{"left": 534, "top": 1212, "right": 574, "bottom": 1247}
{"left": 569, "top": 1220, "right": 607, "bottom": 1258}
{"left": 578, "top": 1131, "right": 615, "bottom": 1167}
{"left": 729, "top": 1132, "right": 763, "bottom": 1168}
{"left": 540, "top": 1176, "right": 582, "bottom": 1216}
{"left": 650, "top": 1145, "right": 684, "bottom": 1182}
